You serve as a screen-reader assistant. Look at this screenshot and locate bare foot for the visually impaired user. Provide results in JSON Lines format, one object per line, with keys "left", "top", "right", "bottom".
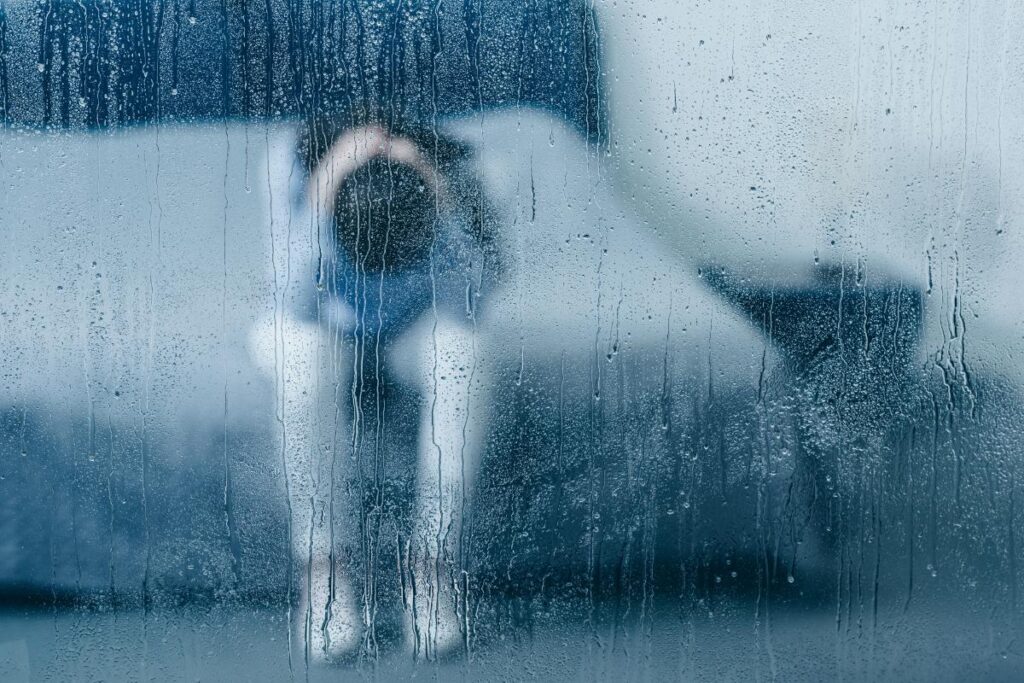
{"left": 294, "top": 556, "right": 362, "bottom": 664}
{"left": 404, "top": 556, "right": 467, "bottom": 661}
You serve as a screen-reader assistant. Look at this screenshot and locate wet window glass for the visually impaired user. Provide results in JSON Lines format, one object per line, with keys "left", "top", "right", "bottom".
{"left": 1, "top": 1, "right": 1022, "bottom": 679}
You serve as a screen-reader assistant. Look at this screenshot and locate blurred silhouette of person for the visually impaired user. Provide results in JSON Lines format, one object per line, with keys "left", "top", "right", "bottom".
{"left": 253, "top": 120, "right": 495, "bottom": 661}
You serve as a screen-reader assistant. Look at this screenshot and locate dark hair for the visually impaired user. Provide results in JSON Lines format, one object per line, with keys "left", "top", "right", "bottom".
{"left": 299, "top": 123, "right": 478, "bottom": 273}
{"left": 332, "top": 157, "right": 437, "bottom": 272}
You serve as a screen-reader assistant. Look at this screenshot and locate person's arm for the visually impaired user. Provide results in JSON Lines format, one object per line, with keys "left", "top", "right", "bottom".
{"left": 306, "top": 125, "right": 445, "bottom": 219}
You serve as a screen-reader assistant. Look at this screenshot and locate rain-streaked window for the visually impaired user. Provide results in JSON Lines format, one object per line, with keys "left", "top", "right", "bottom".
{"left": 1, "top": 1, "right": 1023, "bottom": 679}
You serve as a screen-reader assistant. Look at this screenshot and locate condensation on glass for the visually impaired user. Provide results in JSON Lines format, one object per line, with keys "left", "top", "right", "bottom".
{"left": 1, "top": 1, "right": 1022, "bottom": 679}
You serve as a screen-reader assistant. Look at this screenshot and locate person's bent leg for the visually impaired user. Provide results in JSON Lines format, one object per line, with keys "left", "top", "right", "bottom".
{"left": 393, "top": 313, "right": 492, "bottom": 660}
{"left": 264, "top": 312, "right": 361, "bottom": 663}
